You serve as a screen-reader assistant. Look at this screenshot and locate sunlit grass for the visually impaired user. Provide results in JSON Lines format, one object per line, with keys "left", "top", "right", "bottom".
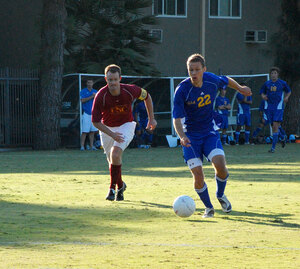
{"left": 0, "top": 144, "right": 300, "bottom": 268}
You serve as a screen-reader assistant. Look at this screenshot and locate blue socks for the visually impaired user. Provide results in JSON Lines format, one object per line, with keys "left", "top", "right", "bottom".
{"left": 222, "top": 134, "right": 227, "bottom": 144}
{"left": 252, "top": 127, "right": 261, "bottom": 138}
{"left": 195, "top": 183, "right": 213, "bottom": 209}
{"left": 272, "top": 132, "right": 279, "bottom": 150}
{"left": 235, "top": 131, "right": 240, "bottom": 144}
{"left": 216, "top": 174, "right": 229, "bottom": 198}
{"left": 245, "top": 131, "right": 250, "bottom": 143}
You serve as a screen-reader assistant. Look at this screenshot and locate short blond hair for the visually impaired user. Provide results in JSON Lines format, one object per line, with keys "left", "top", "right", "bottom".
{"left": 104, "top": 64, "right": 121, "bottom": 76}
{"left": 187, "top": 54, "right": 206, "bottom": 68}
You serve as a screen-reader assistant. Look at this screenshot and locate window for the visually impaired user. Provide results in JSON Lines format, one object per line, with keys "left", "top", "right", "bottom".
{"left": 209, "top": 0, "right": 241, "bottom": 18}
{"left": 245, "top": 30, "right": 267, "bottom": 43}
{"left": 149, "top": 29, "right": 163, "bottom": 42}
{"left": 153, "top": 0, "right": 187, "bottom": 17}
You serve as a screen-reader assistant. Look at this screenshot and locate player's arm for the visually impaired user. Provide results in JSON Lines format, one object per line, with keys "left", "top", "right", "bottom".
{"left": 227, "top": 77, "right": 252, "bottom": 96}
{"left": 243, "top": 96, "right": 252, "bottom": 105}
{"left": 138, "top": 88, "right": 157, "bottom": 132}
{"left": 92, "top": 121, "right": 124, "bottom": 143}
{"left": 284, "top": 91, "right": 291, "bottom": 103}
{"left": 81, "top": 93, "right": 96, "bottom": 103}
{"left": 173, "top": 118, "right": 191, "bottom": 147}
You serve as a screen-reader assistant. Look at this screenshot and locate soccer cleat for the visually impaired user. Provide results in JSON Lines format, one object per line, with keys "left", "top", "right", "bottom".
{"left": 268, "top": 148, "right": 275, "bottom": 153}
{"left": 116, "top": 182, "right": 127, "bottom": 201}
{"left": 244, "top": 142, "right": 250, "bottom": 145}
{"left": 202, "top": 207, "right": 215, "bottom": 218}
{"left": 91, "top": 146, "right": 98, "bottom": 151}
{"left": 217, "top": 194, "right": 232, "bottom": 213}
{"left": 80, "top": 146, "right": 85, "bottom": 151}
{"left": 106, "top": 189, "right": 116, "bottom": 201}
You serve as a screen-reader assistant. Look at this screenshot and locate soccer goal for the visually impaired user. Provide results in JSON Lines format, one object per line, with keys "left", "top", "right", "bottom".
{"left": 60, "top": 73, "right": 269, "bottom": 148}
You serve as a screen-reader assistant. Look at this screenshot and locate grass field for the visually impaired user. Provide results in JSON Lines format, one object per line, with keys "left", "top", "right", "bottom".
{"left": 0, "top": 144, "right": 300, "bottom": 268}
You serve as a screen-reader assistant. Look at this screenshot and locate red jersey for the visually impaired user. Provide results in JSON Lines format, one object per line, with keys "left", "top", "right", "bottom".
{"left": 92, "top": 83, "right": 147, "bottom": 127}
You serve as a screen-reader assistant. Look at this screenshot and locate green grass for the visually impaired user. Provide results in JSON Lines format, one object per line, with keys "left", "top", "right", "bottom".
{"left": 0, "top": 144, "right": 300, "bottom": 268}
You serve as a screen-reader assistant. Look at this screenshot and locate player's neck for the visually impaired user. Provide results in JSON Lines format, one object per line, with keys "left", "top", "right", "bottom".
{"left": 108, "top": 86, "right": 121, "bottom": 96}
{"left": 191, "top": 79, "right": 203, "bottom": 88}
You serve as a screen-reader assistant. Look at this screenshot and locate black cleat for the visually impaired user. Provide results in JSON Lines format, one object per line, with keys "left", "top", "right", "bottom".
{"left": 106, "top": 189, "right": 116, "bottom": 201}
{"left": 116, "top": 182, "right": 127, "bottom": 201}
{"left": 281, "top": 137, "right": 287, "bottom": 148}
{"left": 268, "top": 148, "right": 275, "bottom": 153}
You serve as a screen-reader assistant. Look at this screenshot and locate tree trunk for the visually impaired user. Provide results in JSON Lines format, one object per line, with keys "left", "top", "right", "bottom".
{"left": 282, "top": 80, "right": 300, "bottom": 135}
{"left": 35, "top": 0, "right": 66, "bottom": 149}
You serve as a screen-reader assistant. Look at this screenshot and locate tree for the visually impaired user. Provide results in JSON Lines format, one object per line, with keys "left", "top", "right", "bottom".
{"left": 271, "top": 0, "right": 300, "bottom": 134}
{"left": 64, "top": 0, "right": 159, "bottom": 76}
{"left": 35, "top": 0, "right": 67, "bottom": 149}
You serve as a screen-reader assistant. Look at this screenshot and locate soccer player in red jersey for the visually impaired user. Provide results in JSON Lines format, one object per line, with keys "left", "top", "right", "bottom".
{"left": 92, "top": 64, "right": 157, "bottom": 201}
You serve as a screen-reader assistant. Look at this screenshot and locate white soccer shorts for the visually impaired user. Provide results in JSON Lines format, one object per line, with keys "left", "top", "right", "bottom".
{"left": 82, "top": 112, "right": 98, "bottom": 133}
{"left": 100, "top": 121, "right": 136, "bottom": 155}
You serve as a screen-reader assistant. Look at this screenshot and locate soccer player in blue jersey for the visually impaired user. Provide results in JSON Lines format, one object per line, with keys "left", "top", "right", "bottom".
{"left": 235, "top": 83, "right": 252, "bottom": 145}
{"left": 173, "top": 54, "right": 252, "bottom": 218}
{"left": 215, "top": 87, "right": 231, "bottom": 145}
{"left": 260, "top": 67, "right": 291, "bottom": 152}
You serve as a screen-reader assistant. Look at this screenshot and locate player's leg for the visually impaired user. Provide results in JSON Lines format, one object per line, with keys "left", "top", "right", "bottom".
{"left": 269, "top": 110, "right": 283, "bottom": 153}
{"left": 221, "top": 116, "right": 228, "bottom": 145}
{"left": 235, "top": 125, "right": 241, "bottom": 145}
{"left": 183, "top": 134, "right": 214, "bottom": 218}
{"left": 80, "top": 132, "right": 87, "bottom": 150}
{"left": 110, "top": 121, "right": 136, "bottom": 200}
{"left": 80, "top": 113, "right": 91, "bottom": 150}
{"left": 204, "top": 133, "right": 232, "bottom": 213}
{"left": 244, "top": 114, "right": 251, "bottom": 144}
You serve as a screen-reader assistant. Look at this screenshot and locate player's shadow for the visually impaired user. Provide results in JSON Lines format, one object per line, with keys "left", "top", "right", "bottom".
{"left": 215, "top": 209, "right": 300, "bottom": 229}
{"left": 125, "top": 200, "right": 173, "bottom": 209}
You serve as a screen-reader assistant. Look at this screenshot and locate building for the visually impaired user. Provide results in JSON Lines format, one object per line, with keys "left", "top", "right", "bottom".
{"left": 147, "top": 0, "right": 281, "bottom": 76}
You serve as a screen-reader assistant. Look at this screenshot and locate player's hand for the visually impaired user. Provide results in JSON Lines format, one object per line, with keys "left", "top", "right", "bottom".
{"left": 284, "top": 97, "right": 289, "bottom": 103}
{"left": 146, "top": 118, "right": 157, "bottom": 133}
{"left": 112, "top": 132, "right": 124, "bottom": 143}
{"left": 261, "top": 94, "right": 268, "bottom": 101}
{"left": 239, "top": 86, "right": 252, "bottom": 96}
{"left": 180, "top": 136, "right": 191, "bottom": 147}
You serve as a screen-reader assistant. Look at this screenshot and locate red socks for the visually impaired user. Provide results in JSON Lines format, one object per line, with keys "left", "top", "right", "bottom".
{"left": 109, "top": 164, "right": 123, "bottom": 190}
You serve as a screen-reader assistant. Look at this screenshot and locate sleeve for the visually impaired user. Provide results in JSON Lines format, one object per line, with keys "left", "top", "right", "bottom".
{"left": 283, "top": 81, "right": 292, "bottom": 93}
{"left": 172, "top": 87, "right": 186, "bottom": 119}
{"left": 218, "top": 76, "right": 229, "bottom": 89}
{"left": 236, "top": 93, "right": 243, "bottom": 103}
{"left": 260, "top": 83, "right": 267, "bottom": 95}
{"left": 91, "top": 92, "right": 102, "bottom": 123}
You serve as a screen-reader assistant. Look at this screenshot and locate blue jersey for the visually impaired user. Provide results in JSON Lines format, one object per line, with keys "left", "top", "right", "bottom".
{"left": 173, "top": 72, "right": 228, "bottom": 134}
{"left": 259, "top": 79, "right": 291, "bottom": 110}
{"left": 215, "top": 96, "right": 230, "bottom": 116}
{"left": 259, "top": 100, "right": 268, "bottom": 112}
{"left": 236, "top": 93, "right": 252, "bottom": 115}
{"left": 134, "top": 101, "right": 148, "bottom": 122}
{"left": 80, "top": 88, "right": 98, "bottom": 115}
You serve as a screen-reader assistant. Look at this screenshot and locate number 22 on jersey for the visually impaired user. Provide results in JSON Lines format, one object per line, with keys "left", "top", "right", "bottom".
{"left": 197, "top": 94, "right": 211, "bottom": 108}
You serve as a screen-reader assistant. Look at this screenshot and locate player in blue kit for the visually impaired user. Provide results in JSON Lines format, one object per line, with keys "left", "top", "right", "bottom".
{"left": 173, "top": 54, "right": 252, "bottom": 218}
{"left": 235, "top": 84, "right": 252, "bottom": 145}
{"left": 260, "top": 67, "right": 291, "bottom": 152}
{"left": 215, "top": 87, "right": 231, "bottom": 145}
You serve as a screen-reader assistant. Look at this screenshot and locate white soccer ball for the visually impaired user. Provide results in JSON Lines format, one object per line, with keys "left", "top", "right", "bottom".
{"left": 173, "top": 195, "right": 196, "bottom": 218}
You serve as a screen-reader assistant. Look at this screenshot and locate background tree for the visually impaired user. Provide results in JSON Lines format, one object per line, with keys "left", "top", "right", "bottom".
{"left": 35, "top": 0, "right": 67, "bottom": 149}
{"left": 271, "top": 0, "right": 300, "bottom": 135}
{"left": 65, "top": 0, "right": 159, "bottom": 76}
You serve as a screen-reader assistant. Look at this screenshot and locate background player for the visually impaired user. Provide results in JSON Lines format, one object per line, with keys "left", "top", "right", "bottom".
{"left": 92, "top": 64, "right": 157, "bottom": 201}
{"left": 173, "top": 53, "right": 252, "bottom": 218}
{"left": 215, "top": 87, "right": 231, "bottom": 145}
{"left": 80, "top": 79, "right": 98, "bottom": 150}
{"left": 260, "top": 67, "right": 291, "bottom": 153}
{"left": 235, "top": 83, "right": 252, "bottom": 145}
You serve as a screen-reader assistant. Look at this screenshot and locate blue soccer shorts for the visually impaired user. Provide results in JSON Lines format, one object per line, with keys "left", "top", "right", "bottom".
{"left": 266, "top": 109, "right": 283, "bottom": 123}
{"left": 182, "top": 131, "right": 225, "bottom": 169}
{"left": 220, "top": 114, "right": 228, "bottom": 129}
{"left": 237, "top": 113, "right": 251, "bottom": 126}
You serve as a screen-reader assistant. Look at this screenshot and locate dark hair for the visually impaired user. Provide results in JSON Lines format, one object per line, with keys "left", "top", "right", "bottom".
{"left": 187, "top": 54, "right": 206, "bottom": 68}
{"left": 86, "top": 78, "right": 93, "bottom": 83}
{"left": 105, "top": 64, "right": 121, "bottom": 76}
{"left": 270, "top": 66, "right": 280, "bottom": 74}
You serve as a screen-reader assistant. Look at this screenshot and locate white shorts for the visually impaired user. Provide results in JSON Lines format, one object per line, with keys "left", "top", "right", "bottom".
{"left": 82, "top": 112, "right": 98, "bottom": 133}
{"left": 100, "top": 121, "right": 136, "bottom": 156}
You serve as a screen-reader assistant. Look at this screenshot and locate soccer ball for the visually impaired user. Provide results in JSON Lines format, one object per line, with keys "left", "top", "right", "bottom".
{"left": 173, "top": 195, "right": 196, "bottom": 218}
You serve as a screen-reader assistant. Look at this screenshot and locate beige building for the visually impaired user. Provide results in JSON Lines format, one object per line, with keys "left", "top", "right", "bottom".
{"left": 147, "top": 0, "right": 281, "bottom": 76}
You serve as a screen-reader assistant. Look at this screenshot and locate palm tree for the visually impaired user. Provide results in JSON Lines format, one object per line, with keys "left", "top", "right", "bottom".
{"left": 65, "top": 0, "right": 160, "bottom": 76}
